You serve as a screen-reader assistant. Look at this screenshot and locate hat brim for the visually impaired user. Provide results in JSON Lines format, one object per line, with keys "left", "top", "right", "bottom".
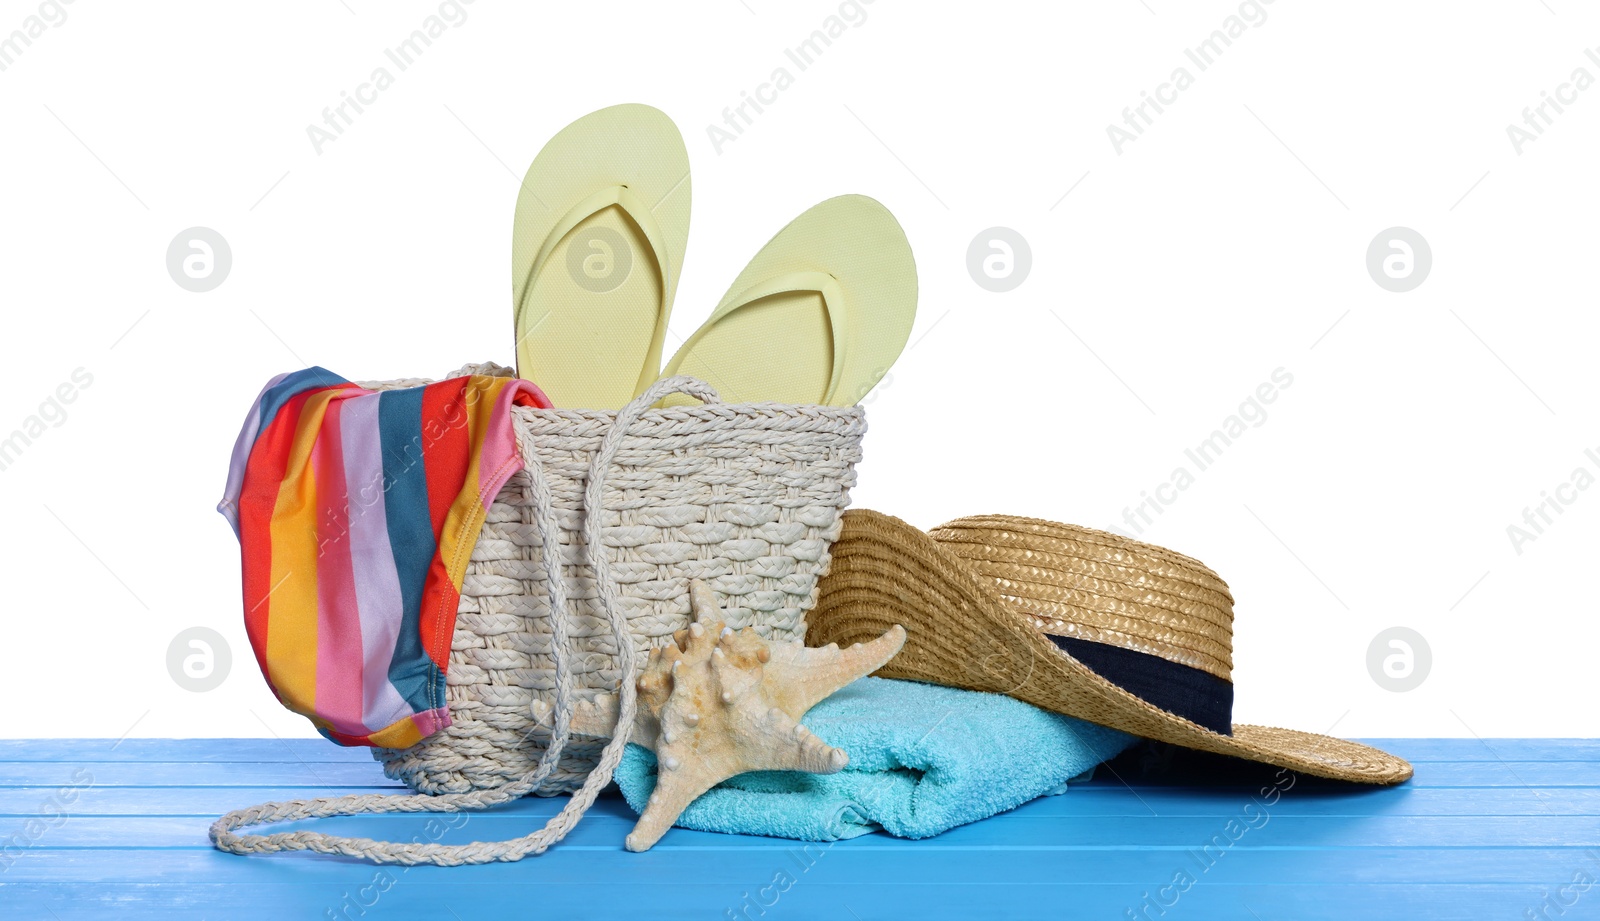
{"left": 808, "top": 510, "right": 1412, "bottom": 784}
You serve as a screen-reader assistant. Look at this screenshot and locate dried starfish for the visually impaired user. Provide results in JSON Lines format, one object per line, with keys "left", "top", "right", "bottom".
{"left": 563, "top": 579, "right": 905, "bottom": 852}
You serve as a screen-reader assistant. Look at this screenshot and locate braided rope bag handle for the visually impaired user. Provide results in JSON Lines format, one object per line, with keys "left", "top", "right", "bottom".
{"left": 209, "top": 376, "right": 724, "bottom": 865}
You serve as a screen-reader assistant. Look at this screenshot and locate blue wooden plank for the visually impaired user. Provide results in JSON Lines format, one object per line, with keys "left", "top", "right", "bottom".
{"left": 0, "top": 881, "right": 1580, "bottom": 921}
{"left": 0, "top": 739, "right": 374, "bottom": 763}
{"left": 2, "top": 738, "right": 1594, "bottom": 763}
{"left": 7, "top": 845, "right": 1599, "bottom": 887}
{"left": 5, "top": 783, "right": 1597, "bottom": 819}
{"left": 0, "top": 786, "right": 401, "bottom": 816}
{"left": 0, "top": 738, "right": 1594, "bottom": 921}
{"left": 0, "top": 761, "right": 396, "bottom": 787}
{"left": 15, "top": 805, "right": 1600, "bottom": 849}
{"left": 1390, "top": 761, "right": 1600, "bottom": 786}
{"left": 993, "top": 785, "right": 1600, "bottom": 817}
{"left": 1353, "top": 738, "right": 1600, "bottom": 761}
{"left": 1104, "top": 758, "right": 1600, "bottom": 788}
{"left": 6, "top": 757, "right": 1598, "bottom": 788}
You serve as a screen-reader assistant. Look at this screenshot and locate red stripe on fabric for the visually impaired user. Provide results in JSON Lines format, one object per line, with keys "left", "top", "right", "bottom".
{"left": 417, "top": 378, "right": 473, "bottom": 671}
{"left": 237, "top": 386, "right": 345, "bottom": 686}
{"left": 419, "top": 378, "right": 472, "bottom": 532}
{"left": 513, "top": 384, "right": 553, "bottom": 410}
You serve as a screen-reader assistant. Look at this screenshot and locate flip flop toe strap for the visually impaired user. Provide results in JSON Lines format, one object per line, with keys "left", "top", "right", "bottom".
{"left": 514, "top": 184, "right": 673, "bottom": 363}
{"left": 680, "top": 270, "right": 851, "bottom": 404}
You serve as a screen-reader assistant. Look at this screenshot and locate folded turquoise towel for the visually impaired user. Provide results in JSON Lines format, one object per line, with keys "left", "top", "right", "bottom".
{"left": 613, "top": 676, "right": 1135, "bottom": 841}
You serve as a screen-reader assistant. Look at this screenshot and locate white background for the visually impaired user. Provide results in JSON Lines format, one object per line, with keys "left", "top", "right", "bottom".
{"left": 1, "top": 0, "right": 1595, "bottom": 741}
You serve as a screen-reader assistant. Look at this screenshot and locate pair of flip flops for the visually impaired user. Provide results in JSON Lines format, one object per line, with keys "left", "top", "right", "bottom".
{"left": 511, "top": 104, "right": 918, "bottom": 409}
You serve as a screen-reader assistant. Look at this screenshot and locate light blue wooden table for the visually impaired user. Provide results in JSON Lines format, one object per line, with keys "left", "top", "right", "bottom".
{"left": 1, "top": 739, "right": 1596, "bottom": 919}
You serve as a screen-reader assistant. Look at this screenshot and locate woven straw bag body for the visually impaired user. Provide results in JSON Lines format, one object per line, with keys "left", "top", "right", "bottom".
{"left": 376, "top": 384, "right": 864, "bottom": 796}
{"left": 212, "top": 370, "right": 865, "bottom": 865}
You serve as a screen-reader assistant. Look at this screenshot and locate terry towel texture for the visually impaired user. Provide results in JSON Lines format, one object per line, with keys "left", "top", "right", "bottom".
{"left": 613, "top": 677, "right": 1136, "bottom": 841}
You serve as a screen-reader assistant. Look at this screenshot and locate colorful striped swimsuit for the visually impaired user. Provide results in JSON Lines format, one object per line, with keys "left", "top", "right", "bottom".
{"left": 218, "top": 368, "right": 552, "bottom": 748}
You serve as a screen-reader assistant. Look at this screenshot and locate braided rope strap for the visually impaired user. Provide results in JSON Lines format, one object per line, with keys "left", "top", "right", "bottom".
{"left": 209, "top": 376, "right": 721, "bottom": 865}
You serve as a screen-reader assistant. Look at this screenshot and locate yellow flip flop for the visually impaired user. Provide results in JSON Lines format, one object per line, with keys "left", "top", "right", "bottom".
{"left": 661, "top": 195, "right": 916, "bottom": 406}
{"left": 512, "top": 104, "right": 690, "bottom": 408}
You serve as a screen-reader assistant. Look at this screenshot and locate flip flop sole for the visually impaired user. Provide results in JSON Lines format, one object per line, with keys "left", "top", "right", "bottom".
{"left": 662, "top": 194, "right": 916, "bottom": 407}
{"left": 512, "top": 104, "right": 690, "bottom": 408}
{"left": 670, "top": 290, "right": 837, "bottom": 405}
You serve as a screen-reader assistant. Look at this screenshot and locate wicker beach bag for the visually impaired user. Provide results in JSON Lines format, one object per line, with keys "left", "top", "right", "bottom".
{"left": 211, "top": 367, "right": 865, "bottom": 865}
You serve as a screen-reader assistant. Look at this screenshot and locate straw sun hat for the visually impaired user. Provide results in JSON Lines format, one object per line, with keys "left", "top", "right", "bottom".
{"left": 807, "top": 511, "right": 1412, "bottom": 784}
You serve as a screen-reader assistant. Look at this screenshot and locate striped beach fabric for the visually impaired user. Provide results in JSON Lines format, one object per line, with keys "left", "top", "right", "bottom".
{"left": 218, "top": 367, "right": 553, "bottom": 748}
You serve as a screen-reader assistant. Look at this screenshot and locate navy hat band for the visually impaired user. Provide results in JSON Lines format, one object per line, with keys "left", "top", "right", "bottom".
{"left": 1046, "top": 634, "right": 1235, "bottom": 736}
